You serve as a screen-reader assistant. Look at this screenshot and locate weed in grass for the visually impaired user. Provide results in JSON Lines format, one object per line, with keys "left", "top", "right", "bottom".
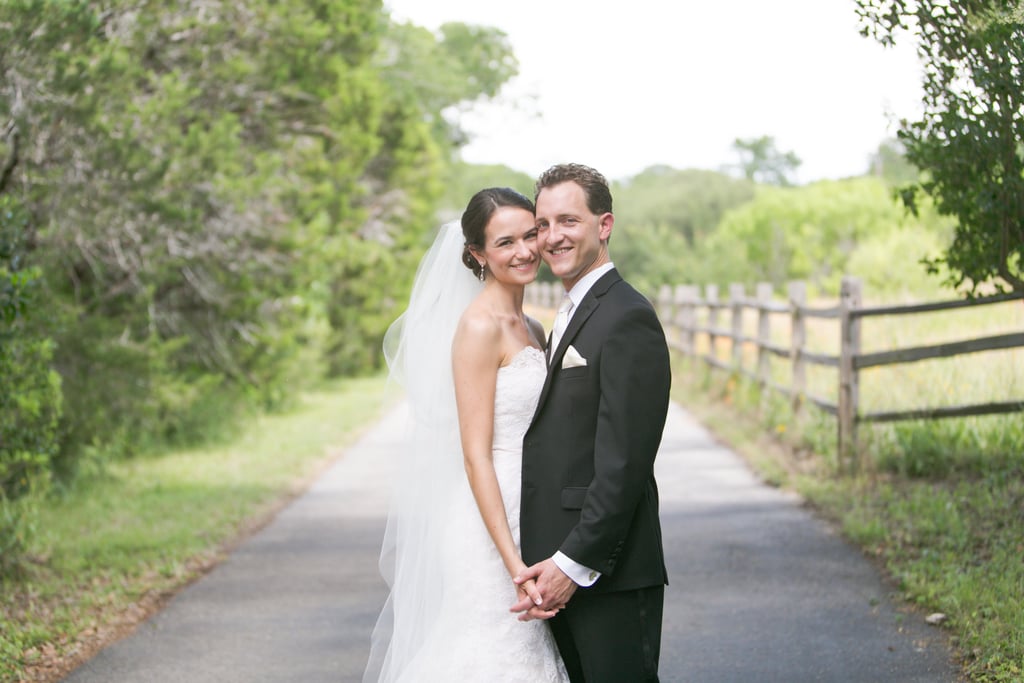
{"left": 871, "top": 414, "right": 1024, "bottom": 479}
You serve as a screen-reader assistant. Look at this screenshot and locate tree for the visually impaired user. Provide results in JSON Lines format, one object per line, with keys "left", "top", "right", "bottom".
{"left": 730, "top": 135, "right": 802, "bottom": 186}
{"left": 609, "top": 166, "right": 755, "bottom": 296}
{"left": 325, "top": 18, "right": 521, "bottom": 374}
{"left": 1, "top": 0, "right": 398, "bottom": 454}
{"left": 702, "top": 177, "right": 952, "bottom": 294}
{"left": 0, "top": 0, "right": 522, "bottom": 475}
{"left": 869, "top": 138, "right": 921, "bottom": 188}
{"left": 438, "top": 162, "right": 535, "bottom": 220}
{"left": 856, "top": 0, "right": 1024, "bottom": 293}
{"left": 375, "top": 20, "right": 518, "bottom": 152}
{"left": 616, "top": 166, "right": 755, "bottom": 246}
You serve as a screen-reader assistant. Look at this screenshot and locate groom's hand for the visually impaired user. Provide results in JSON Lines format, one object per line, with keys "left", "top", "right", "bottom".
{"left": 511, "top": 558, "right": 577, "bottom": 621}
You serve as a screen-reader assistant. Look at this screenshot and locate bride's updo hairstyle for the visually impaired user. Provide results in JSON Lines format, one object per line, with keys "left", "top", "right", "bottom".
{"left": 461, "top": 187, "right": 535, "bottom": 280}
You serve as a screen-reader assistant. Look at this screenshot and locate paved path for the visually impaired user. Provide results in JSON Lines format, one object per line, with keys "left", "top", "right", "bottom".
{"left": 63, "top": 402, "right": 961, "bottom": 682}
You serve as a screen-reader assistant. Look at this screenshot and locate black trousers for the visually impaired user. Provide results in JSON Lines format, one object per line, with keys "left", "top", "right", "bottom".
{"left": 548, "top": 585, "right": 664, "bottom": 683}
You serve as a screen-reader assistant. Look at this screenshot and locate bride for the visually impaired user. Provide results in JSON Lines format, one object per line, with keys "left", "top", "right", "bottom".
{"left": 364, "top": 188, "right": 569, "bottom": 682}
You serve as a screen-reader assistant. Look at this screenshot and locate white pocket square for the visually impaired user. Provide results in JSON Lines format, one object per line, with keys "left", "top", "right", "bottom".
{"left": 561, "top": 345, "right": 588, "bottom": 369}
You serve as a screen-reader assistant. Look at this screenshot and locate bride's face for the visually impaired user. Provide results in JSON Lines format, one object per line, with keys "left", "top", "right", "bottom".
{"left": 478, "top": 207, "right": 541, "bottom": 285}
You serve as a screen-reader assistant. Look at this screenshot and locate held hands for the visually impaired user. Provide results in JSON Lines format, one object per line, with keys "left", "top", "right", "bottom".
{"left": 508, "top": 560, "right": 558, "bottom": 622}
{"left": 510, "top": 558, "right": 577, "bottom": 622}
{"left": 512, "top": 576, "right": 559, "bottom": 622}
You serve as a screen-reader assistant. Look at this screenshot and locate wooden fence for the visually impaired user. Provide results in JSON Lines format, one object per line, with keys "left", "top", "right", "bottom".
{"left": 655, "top": 277, "right": 1024, "bottom": 472}
{"left": 526, "top": 278, "right": 1024, "bottom": 472}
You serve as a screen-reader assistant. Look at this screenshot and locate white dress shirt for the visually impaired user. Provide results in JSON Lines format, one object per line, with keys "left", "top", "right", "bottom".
{"left": 550, "top": 262, "right": 615, "bottom": 587}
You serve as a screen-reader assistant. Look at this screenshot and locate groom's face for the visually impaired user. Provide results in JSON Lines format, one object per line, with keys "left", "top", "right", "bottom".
{"left": 535, "top": 181, "right": 613, "bottom": 290}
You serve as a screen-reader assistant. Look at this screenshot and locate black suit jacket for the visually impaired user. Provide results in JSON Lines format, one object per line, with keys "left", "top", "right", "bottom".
{"left": 521, "top": 269, "right": 671, "bottom": 595}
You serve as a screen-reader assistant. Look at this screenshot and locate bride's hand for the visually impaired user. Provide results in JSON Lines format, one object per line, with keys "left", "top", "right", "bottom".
{"left": 515, "top": 575, "right": 543, "bottom": 607}
{"left": 511, "top": 577, "right": 560, "bottom": 621}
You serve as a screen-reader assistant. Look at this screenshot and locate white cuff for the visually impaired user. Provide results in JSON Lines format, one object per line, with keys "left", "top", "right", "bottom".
{"left": 553, "top": 551, "right": 601, "bottom": 587}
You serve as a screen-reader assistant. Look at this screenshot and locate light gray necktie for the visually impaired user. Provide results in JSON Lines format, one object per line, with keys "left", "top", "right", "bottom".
{"left": 549, "top": 295, "right": 573, "bottom": 362}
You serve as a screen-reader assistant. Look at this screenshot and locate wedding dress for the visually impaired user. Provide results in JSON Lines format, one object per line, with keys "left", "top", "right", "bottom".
{"left": 395, "top": 345, "right": 568, "bottom": 682}
{"left": 365, "top": 222, "right": 567, "bottom": 682}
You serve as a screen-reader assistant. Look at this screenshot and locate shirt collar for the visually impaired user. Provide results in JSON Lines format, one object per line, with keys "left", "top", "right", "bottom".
{"left": 565, "top": 262, "right": 615, "bottom": 308}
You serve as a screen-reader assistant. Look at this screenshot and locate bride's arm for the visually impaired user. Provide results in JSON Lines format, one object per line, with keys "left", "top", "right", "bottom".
{"left": 452, "top": 314, "right": 549, "bottom": 613}
{"left": 452, "top": 314, "right": 523, "bottom": 576}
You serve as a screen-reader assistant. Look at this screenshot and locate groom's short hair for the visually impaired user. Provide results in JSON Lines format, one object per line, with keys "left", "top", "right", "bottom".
{"left": 535, "top": 163, "right": 613, "bottom": 216}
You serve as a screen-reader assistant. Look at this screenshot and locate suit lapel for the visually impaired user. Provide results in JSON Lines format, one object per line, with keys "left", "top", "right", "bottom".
{"left": 531, "top": 269, "right": 622, "bottom": 425}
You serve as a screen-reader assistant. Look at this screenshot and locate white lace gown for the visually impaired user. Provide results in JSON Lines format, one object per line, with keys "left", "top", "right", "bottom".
{"left": 396, "top": 346, "right": 568, "bottom": 682}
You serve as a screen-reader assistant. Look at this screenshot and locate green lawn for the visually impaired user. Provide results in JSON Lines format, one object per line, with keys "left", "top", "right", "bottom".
{"left": 0, "top": 375, "right": 392, "bottom": 682}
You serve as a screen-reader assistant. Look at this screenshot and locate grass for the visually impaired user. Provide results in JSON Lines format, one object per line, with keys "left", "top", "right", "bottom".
{"left": 687, "top": 294, "right": 1024, "bottom": 413}
{"left": 672, "top": 358, "right": 1024, "bottom": 682}
{"left": 545, "top": 287, "right": 1022, "bottom": 680}
{"left": 0, "top": 375, "right": 393, "bottom": 683}
{"left": 663, "top": 288, "right": 1024, "bottom": 681}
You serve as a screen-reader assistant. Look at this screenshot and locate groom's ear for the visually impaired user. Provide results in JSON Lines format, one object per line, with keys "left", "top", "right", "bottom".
{"left": 598, "top": 212, "right": 614, "bottom": 242}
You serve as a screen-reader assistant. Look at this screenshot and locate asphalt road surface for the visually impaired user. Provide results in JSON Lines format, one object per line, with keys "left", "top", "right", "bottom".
{"left": 63, "top": 401, "right": 961, "bottom": 682}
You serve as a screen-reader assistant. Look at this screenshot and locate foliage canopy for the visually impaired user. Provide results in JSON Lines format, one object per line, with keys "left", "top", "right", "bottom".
{"left": 0, "top": 0, "right": 519, "bottom": 573}
{"left": 856, "top": 0, "right": 1024, "bottom": 293}
{"left": 731, "top": 136, "right": 802, "bottom": 187}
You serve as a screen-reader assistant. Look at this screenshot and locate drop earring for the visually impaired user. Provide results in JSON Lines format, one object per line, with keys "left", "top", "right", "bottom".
{"left": 477, "top": 263, "right": 486, "bottom": 282}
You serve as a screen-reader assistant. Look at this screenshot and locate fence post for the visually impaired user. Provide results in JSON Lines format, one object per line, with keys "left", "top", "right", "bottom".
{"left": 838, "top": 276, "right": 863, "bottom": 473}
{"left": 729, "top": 283, "right": 745, "bottom": 373}
{"left": 658, "top": 285, "right": 675, "bottom": 348}
{"left": 756, "top": 283, "right": 773, "bottom": 387}
{"left": 531, "top": 281, "right": 544, "bottom": 309}
{"left": 683, "top": 285, "right": 700, "bottom": 365}
{"left": 788, "top": 281, "right": 807, "bottom": 415}
{"left": 545, "top": 281, "right": 558, "bottom": 308}
{"left": 706, "top": 284, "right": 720, "bottom": 367}
{"left": 685, "top": 285, "right": 700, "bottom": 362}
{"left": 673, "top": 285, "right": 690, "bottom": 358}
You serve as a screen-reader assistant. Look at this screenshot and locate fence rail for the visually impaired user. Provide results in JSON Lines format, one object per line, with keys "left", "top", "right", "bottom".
{"left": 525, "top": 277, "right": 1024, "bottom": 471}
{"left": 647, "top": 277, "right": 1023, "bottom": 472}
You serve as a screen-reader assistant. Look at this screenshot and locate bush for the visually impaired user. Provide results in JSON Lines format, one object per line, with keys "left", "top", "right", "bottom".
{"left": 0, "top": 200, "right": 61, "bottom": 500}
{"left": 0, "top": 198, "right": 62, "bottom": 576}
{"left": 0, "top": 336, "right": 61, "bottom": 500}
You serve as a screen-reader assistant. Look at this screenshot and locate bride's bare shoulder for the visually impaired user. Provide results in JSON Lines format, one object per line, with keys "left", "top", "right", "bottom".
{"left": 454, "top": 300, "right": 501, "bottom": 349}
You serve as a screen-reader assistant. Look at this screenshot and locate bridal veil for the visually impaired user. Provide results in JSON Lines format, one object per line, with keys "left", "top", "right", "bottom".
{"left": 364, "top": 221, "right": 483, "bottom": 682}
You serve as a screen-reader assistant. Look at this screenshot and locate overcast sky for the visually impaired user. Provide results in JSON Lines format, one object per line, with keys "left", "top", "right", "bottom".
{"left": 384, "top": 0, "right": 924, "bottom": 183}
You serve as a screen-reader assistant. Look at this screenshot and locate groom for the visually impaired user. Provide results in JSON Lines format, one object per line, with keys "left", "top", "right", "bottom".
{"left": 514, "top": 163, "right": 671, "bottom": 682}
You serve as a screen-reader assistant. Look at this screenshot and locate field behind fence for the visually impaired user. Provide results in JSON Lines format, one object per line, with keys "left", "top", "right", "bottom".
{"left": 526, "top": 279, "right": 1024, "bottom": 473}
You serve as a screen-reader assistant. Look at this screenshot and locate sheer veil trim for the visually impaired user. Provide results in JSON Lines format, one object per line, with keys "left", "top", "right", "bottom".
{"left": 364, "top": 221, "right": 483, "bottom": 683}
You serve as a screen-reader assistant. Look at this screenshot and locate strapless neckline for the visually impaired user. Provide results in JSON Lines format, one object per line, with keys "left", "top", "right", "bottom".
{"left": 500, "top": 345, "right": 545, "bottom": 371}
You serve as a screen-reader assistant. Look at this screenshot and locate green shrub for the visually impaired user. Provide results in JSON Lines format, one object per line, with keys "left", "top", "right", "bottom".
{"left": 0, "top": 198, "right": 62, "bottom": 576}
{"left": 0, "top": 199, "right": 62, "bottom": 499}
{"left": 0, "top": 336, "right": 61, "bottom": 499}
